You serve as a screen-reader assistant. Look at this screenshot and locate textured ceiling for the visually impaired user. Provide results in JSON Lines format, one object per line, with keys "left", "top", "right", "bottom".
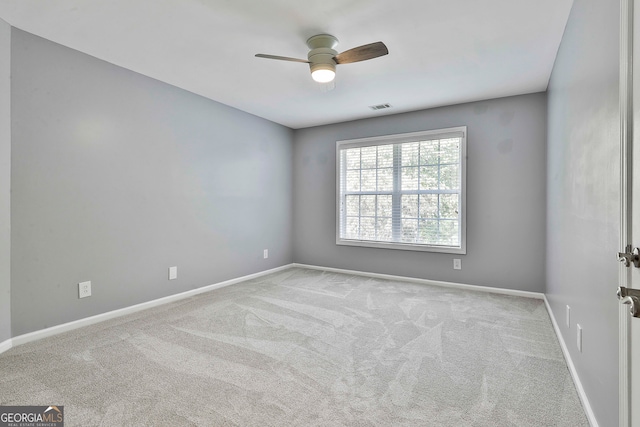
{"left": 0, "top": 0, "right": 574, "bottom": 129}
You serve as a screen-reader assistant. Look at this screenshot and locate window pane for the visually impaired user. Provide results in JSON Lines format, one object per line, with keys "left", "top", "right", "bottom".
{"left": 377, "top": 218, "right": 392, "bottom": 241}
{"left": 346, "top": 195, "right": 360, "bottom": 216}
{"left": 419, "top": 166, "right": 438, "bottom": 190}
{"left": 346, "top": 217, "right": 359, "bottom": 239}
{"left": 440, "top": 139, "right": 460, "bottom": 164}
{"left": 378, "top": 145, "right": 394, "bottom": 168}
{"left": 440, "top": 194, "right": 459, "bottom": 219}
{"left": 377, "top": 168, "right": 393, "bottom": 191}
{"left": 402, "top": 195, "right": 418, "bottom": 218}
{"left": 420, "top": 140, "right": 439, "bottom": 165}
{"left": 401, "top": 167, "right": 419, "bottom": 190}
{"left": 360, "top": 195, "right": 376, "bottom": 217}
{"left": 440, "top": 164, "right": 459, "bottom": 190}
{"left": 401, "top": 219, "right": 418, "bottom": 242}
{"left": 402, "top": 142, "right": 419, "bottom": 166}
{"left": 361, "top": 169, "right": 376, "bottom": 191}
{"left": 346, "top": 170, "right": 360, "bottom": 192}
{"left": 377, "top": 195, "right": 392, "bottom": 217}
{"left": 439, "top": 220, "right": 459, "bottom": 245}
{"left": 419, "top": 194, "right": 438, "bottom": 218}
{"left": 419, "top": 219, "right": 438, "bottom": 243}
{"left": 361, "top": 217, "right": 376, "bottom": 240}
{"left": 361, "top": 146, "right": 377, "bottom": 169}
{"left": 346, "top": 148, "right": 360, "bottom": 169}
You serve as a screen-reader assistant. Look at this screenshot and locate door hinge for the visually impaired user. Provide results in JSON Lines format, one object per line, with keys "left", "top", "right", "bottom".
{"left": 618, "top": 245, "right": 640, "bottom": 268}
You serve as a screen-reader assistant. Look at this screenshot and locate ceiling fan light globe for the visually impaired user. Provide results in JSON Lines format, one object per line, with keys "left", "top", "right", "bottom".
{"left": 311, "top": 68, "right": 336, "bottom": 83}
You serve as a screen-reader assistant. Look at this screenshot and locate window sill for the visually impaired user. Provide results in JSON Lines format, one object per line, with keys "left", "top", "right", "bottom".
{"left": 336, "top": 238, "right": 466, "bottom": 254}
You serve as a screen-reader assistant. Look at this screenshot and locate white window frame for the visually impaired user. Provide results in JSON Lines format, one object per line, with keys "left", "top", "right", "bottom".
{"left": 336, "top": 126, "right": 467, "bottom": 254}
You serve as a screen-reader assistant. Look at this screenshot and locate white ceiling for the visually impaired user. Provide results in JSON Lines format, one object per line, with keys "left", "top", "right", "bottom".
{"left": 0, "top": 0, "right": 574, "bottom": 129}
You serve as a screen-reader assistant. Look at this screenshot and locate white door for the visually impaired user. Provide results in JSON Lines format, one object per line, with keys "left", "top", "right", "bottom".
{"left": 621, "top": 0, "right": 640, "bottom": 425}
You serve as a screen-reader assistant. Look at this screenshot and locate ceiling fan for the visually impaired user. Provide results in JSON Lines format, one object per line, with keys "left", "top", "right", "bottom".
{"left": 255, "top": 34, "right": 388, "bottom": 83}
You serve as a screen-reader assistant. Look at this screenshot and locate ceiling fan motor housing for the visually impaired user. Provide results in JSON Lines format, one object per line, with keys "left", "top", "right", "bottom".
{"left": 307, "top": 34, "right": 338, "bottom": 75}
{"left": 308, "top": 48, "right": 337, "bottom": 73}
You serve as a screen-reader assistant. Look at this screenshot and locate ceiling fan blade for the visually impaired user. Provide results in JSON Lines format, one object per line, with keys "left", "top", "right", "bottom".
{"left": 255, "top": 54, "right": 309, "bottom": 64}
{"left": 334, "top": 42, "right": 388, "bottom": 65}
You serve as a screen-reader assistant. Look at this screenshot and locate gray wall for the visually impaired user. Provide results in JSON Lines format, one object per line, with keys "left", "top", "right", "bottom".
{"left": 546, "top": 0, "right": 620, "bottom": 425}
{"left": 293, "top": 93, "right": 547, "bottom": 292}
{"left": 0, "top": 19, "right": 10, "bottom": 343}
{"left": 10, "top": 29, "right": 293, "bottom": 336}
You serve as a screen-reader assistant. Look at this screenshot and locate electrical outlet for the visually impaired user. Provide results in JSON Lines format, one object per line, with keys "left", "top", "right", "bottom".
{"left": 263, "top": 249, "right": 268, "bottom": 259}
{"left": 169, "top": 266, "right": 177, "bottom": 280}
{"left": 453, "top": 259, "right": 461, "bottom": 270}
{"left": 577, "top": 324, "right": 583, "bottom": 352}
{"left": 566, "top": 305, "right": 571, "bottom": 328}
{"left": 78, "top": 281, "right": 92, "bottom": 299}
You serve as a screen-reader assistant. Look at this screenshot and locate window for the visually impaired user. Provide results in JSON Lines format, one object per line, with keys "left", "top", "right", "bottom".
{"left": 336, "top": 127, "right": 466, "bottom": 254}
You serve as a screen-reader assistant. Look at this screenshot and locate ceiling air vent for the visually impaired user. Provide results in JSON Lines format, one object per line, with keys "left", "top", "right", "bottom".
{"left": 369, "top": 103, "right": 392, "bottom": 111}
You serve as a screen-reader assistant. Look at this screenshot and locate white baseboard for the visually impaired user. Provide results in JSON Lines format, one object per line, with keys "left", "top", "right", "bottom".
{"left": 7, "top": 264, "right": 294, "bottom": 351}
{"left": 543, "top": 296, "right": 599, "bottom": 427}
{"left": 0, "top": 338, "right": 12, "bottom": 354}
{"left": 293, "top": 263, "right": 544, "bottom": 300}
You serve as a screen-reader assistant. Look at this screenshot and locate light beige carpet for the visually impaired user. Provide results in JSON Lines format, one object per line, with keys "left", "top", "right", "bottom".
{"left": 0, "top": 267, "right": 588, "bottom": 426}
